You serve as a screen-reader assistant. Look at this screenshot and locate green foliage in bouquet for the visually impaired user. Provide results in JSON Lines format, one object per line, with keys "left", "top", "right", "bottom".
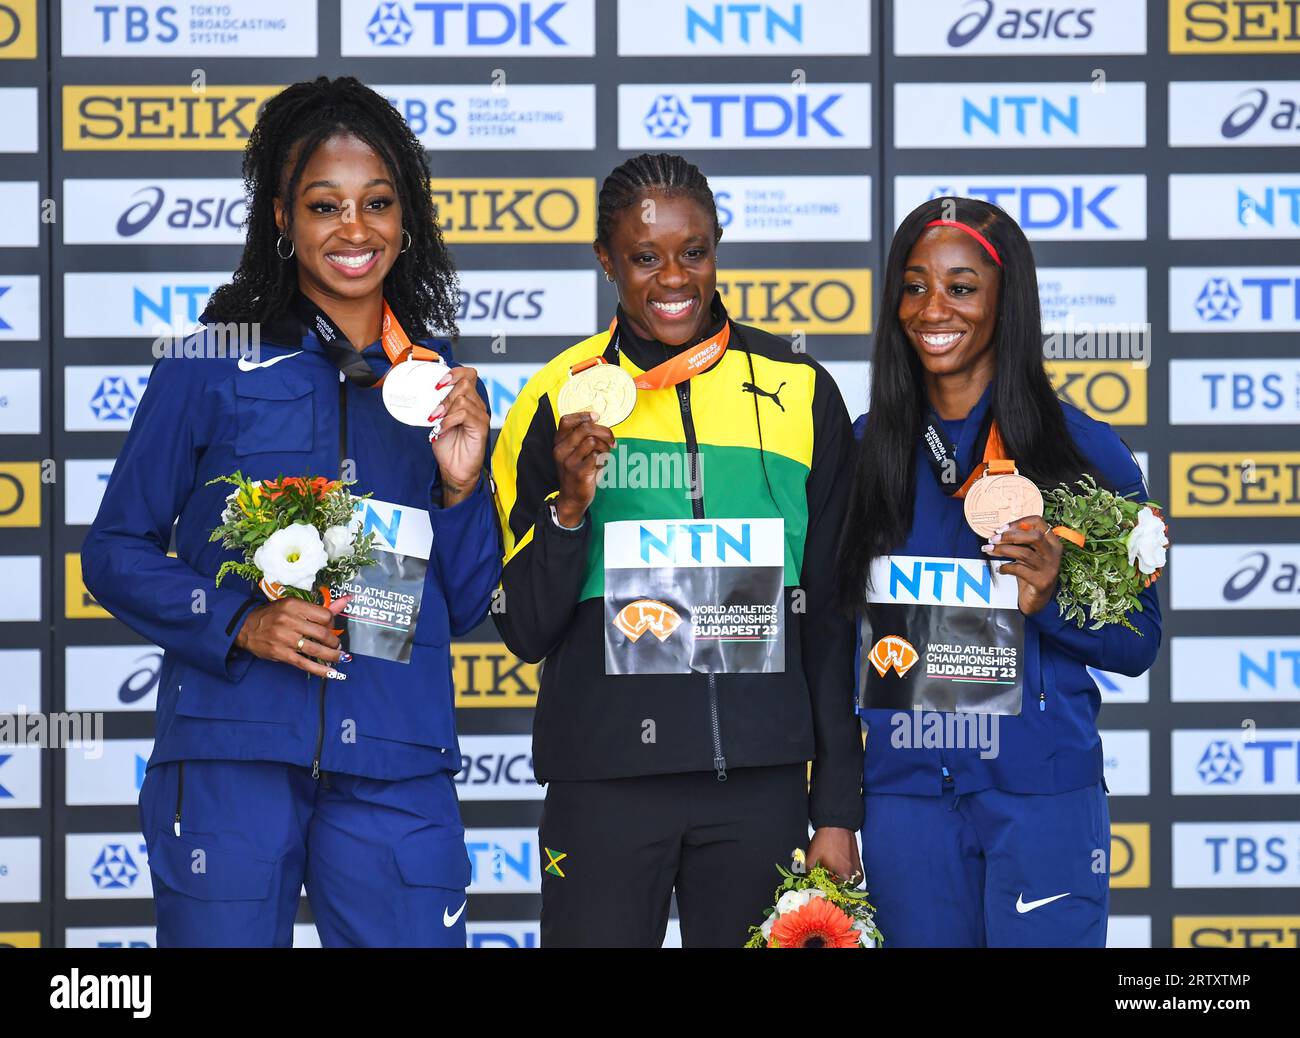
{"left": 1042, "top": 475, "right": 1165, "bottom": 634}
{"left": 205, "top": 471, "right": 379, "bottom": 604}
{"left": 743, "top": 863, "right": 884, "bottom": 949}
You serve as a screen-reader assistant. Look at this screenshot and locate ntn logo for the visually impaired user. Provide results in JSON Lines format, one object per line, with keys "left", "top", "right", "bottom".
{"left": 465, "top": 839, "right": 533, "bottom": 883}
{"left": 889, "top": 559, "right": 992, "bottom": 603}
{"left": 132, "top": 284, "right": 214, "bottom": 327}
{"left": 963, "top": 95, "right": 1078, "bottom": 134}
{"left": 1241, "top": 649, "right": 1300, "bottom": 689}
{"left": 640, "top": 522, "right": 752, "bottom": 563}
{"left": 1238, "top": 186, "right": 1300, "bottom": 226}
{"left": 686, "top": 3, "right": 803, "bottom": 44}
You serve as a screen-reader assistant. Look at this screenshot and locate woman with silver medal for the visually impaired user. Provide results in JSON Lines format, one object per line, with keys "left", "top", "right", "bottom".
{"left": 84, "top": 77, "right": 499, "bottom": 947}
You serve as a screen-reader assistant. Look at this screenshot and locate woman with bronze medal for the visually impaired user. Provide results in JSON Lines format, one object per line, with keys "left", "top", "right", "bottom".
{"left": 491, "top": 154, "right": 864, "bottom": 947}
{"left": 835, "top": 198, "right": 1163, "bottom": 947}
{"left": 84, "top": 77, "right": 499, "bottom": 946}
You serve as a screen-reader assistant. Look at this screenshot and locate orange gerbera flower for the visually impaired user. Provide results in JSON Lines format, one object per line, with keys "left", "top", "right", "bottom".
{"left": 769, "top": 897, "right": 860, "bottom": 949}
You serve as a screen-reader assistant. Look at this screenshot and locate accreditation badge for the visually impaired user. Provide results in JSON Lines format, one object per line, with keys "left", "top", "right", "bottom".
{"left": 330, "top": 498, "right": 431, "bottom": 665}
{"left": 860, "top": 554, "right": 1023, "bottom": 715}
{"left": 604, "top": 518, "right": 785, "bottom": 675}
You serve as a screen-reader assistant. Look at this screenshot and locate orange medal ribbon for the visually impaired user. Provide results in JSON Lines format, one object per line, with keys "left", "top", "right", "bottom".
{"left": 582, "top": 315, "right": 730, "bottom": 390}
{"left": 378, "top": 301, "right": 442, "bottom": 377}
{"left": 955, "top": 418, "right": 1083, "bottom": 545}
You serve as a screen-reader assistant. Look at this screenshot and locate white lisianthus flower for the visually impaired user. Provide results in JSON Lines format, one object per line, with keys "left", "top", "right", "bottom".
{"left": 253, "top": 523, "right": 328, "bottom": 591}
{"left": 1126, "top": 507, "right": 1168, "bottom": 575}
{"left": 775, "top": 887, "right": 825, "bottom": 916}
{"left": 322, "top": 524, "right": 356, "bottom": 562}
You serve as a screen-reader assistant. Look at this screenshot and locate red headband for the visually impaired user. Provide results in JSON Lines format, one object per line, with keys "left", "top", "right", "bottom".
{"left": 925, "top": 219, "right": 1003, "bottom": 267}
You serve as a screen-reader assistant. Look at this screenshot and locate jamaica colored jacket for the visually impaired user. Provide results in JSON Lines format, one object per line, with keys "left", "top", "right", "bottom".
{"left": 83, "top": 313, "right": 500, "bottom": 782}
{"left": 490, "top": 298, "right": 863, "bottom": 830}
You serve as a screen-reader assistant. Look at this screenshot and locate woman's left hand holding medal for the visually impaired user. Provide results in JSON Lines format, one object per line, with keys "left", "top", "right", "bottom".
{"left": 980, "top": 515, "right": 1063, "bottom": 616}
{"left": 429, "top": 365, "right": 489, "bottom": 506}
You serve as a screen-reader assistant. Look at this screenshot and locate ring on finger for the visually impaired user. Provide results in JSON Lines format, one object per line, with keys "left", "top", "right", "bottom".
{"left": 296, "top": 636, "right": 306, "bottom": 652}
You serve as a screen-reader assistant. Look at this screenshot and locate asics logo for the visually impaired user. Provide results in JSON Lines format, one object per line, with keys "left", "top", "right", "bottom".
{"left": 237, "top": 350, "right": 302, "bottom": 372}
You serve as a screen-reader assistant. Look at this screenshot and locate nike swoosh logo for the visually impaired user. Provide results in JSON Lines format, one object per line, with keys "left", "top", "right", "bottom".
{"left": 237, "top": 350, "right": 302, "bottom": 372}
{"left": 443, "top": 900, "right": 467, "bottom": 927}
{"left": 1016, "top": 892, "right": 1070, "bottom": 914}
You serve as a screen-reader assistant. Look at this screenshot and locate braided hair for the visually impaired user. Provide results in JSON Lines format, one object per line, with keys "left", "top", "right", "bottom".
{"left": 206, "top": 76, "right": 460, "bottom": 339}
{"left": 596, "top": 152, "right": 721, "bottom": 246}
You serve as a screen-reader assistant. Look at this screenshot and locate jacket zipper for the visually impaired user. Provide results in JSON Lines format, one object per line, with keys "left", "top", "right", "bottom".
{"left": 313, "top": 374, "right": 349, "bottom": 781}
{"left": 173, "top": 760, "right": 185, "bottom": 836}
{"left": 676, "top": 380, "right": 727, "bottom": 782}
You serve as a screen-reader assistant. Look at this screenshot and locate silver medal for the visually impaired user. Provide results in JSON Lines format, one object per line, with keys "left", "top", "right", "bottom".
{"left": 382, "top": 359, "right": 453, "bottom": 434}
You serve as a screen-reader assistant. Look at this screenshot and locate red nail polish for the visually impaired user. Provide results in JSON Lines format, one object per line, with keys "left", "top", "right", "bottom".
{"left": 436, "top": 376, "right": 452, "bottom": 390}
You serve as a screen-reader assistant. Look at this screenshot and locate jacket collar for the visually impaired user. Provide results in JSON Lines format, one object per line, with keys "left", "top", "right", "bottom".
{"left": 610, "top": 293, "right": 728, "bottom": 371}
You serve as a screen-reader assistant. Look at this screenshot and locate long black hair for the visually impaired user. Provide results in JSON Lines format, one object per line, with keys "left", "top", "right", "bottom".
{"left": 836, "top": 196, "right": 1093, "bottom": 612}
{"left": 205, "top": 76, "right": 459, "bottom": 339}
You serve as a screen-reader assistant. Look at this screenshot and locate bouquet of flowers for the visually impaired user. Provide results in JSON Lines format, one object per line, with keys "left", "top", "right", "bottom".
{"left": 207, "top": 472, "right": 377, "bottom": 604}
{"left": 744, "top": 851, "right": 883, "bottom": 949}
{"left": 1042, "top": 475, "right": 1169, "bottom": 633}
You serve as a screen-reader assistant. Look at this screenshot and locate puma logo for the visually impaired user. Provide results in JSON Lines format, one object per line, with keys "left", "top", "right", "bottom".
{"left": 742, "top": 380, "right": 786, "bottom": 411}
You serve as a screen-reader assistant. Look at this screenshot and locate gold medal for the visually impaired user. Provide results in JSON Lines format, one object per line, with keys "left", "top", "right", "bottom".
{"left": 557, "top": 359, "right": 637, "bottom": 427}
{"left": 963, "top": 460, "right": 1044, "bottom": 538}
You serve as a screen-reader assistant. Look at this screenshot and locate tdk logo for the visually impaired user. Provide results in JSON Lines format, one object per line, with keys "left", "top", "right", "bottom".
{"left": 1196, "top": 276, "right": 1300, "bottom": 323}
{"left": 1196, "top": 278, "right": 1243, "bottom": 322}
{"left": 947, "top": 1, "right": 1096, "bottom": 47}
{"left": 89, "top": 376, "right": 143, "bottom": 423}
{"left": 930, "top": 183, "right": 1116, "bottom": 228}
{"left": 90, "top": 844, "right": 142, "bottom": 890}
{"left": 1197, "top": 740, "right": 1244, "bottom": 785}
{"left": 365, "top": 1, "right": 569, "bottom": 47}
{"left": 686, "top": 3, "right": 804, "bottom": 44}
{"left": 643, "top": 91, "right": 844, "bottom": 140}
{"left": 963, "top": 94, "right": 1078, "bottom": 136}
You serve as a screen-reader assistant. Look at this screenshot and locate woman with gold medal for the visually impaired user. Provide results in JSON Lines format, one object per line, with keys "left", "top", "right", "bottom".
{"left": 491, "top": 153, "right": 864, "bottom": 947}
{"left": 836, "top": 197, "right": 1163, "bottom": 947}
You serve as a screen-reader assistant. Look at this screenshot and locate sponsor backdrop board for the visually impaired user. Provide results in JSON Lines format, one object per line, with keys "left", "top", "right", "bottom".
{"left": 0, "top": 0, "right": 1293, "bottom": 949}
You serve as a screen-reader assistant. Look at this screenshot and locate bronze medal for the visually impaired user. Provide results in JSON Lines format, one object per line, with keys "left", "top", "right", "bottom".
{"left": 963, "top": 462, "right": 1044, "bottom": 539}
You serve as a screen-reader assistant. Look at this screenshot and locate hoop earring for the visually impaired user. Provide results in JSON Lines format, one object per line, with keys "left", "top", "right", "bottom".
{"left": 401, "top": 229, "right": 412, "bottom": 254}
{"left": 276, "top": 234, "right": 295, "bottom": 260}
{"left": 604, "top": 271, "right": 614, "bottom": 283}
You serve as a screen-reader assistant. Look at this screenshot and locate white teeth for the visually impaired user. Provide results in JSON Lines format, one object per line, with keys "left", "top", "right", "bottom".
{"left": 651, "top": 299, "right": 692, "bottom": 315}
{"left": 329, "top": 251, "right": 375, "bottom": 269}
{"left": 921, "top": 332, "right": 961, "bottom": 346}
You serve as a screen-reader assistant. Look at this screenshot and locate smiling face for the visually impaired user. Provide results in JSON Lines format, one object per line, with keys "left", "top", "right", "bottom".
{"left": 593, "top": 189, "right": 718, "bottom": 347}
{"left": 898, "top": 225, "right": 1002, "bottom": 388}
{"left": 273, "top": 132, "right": 403, "bottom": 310}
